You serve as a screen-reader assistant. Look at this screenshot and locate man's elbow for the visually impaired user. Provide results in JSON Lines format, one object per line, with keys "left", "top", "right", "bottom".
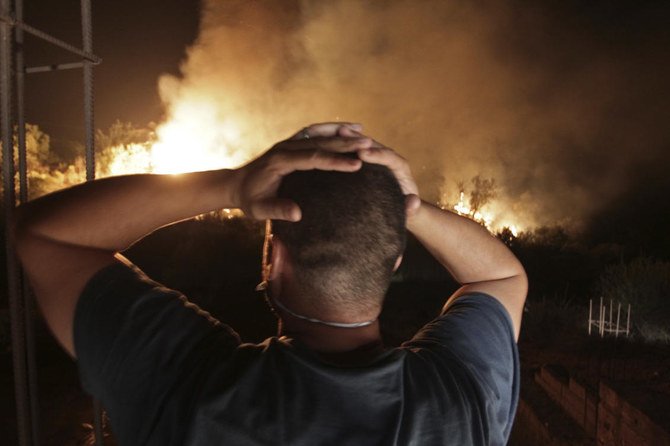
{"left": 508, "top": 255, "right": 528, "bottom": 297}
{"left": 493, "top": 259, "right": 528, "bottom": 311}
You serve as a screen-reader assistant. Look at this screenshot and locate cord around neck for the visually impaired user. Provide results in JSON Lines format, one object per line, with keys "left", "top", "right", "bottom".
{"left": 256, "top": 281, "right": 377, "bottom": 328}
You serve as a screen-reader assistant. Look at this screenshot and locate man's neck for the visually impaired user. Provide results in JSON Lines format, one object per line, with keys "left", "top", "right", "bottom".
{"left": 280, "top": 318, "right": 383, "bottom": 355}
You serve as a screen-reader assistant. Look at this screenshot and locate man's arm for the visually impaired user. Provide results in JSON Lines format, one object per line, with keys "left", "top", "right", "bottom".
{"left": 14, "top": 123, "right": 371, "bottom": 356}
{"left": 354, "top": 142, "right": 527, "bottom": 341}
{"left": 14, "top": 170, "right": 239, "bottom": 357}
{"left": 405, "top": 202, "right": 527, "bottom": 340}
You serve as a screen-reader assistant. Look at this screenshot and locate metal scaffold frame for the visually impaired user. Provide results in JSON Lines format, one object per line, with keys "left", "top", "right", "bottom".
{"left": 0, "top": 1, "right": 103, "bottom": 445}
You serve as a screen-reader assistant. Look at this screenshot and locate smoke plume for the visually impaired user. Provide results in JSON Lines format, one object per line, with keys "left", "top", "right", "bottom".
{"left": 157, "top": 0, "right": 670, "bottom": 230}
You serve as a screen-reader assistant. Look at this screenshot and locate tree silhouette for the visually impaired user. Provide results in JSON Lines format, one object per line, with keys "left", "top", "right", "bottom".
{"left": 468, "top": 175, "right": 497, "bottom": 217}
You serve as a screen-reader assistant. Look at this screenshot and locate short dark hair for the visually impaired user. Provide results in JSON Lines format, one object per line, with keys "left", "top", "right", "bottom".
{"left": 273, "top": 162, "right": 406, "bottom": 315}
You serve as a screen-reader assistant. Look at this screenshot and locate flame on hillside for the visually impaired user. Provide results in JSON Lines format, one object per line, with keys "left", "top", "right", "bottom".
{"left": 14, "top": 118, "right": 528, "bottom": 230}
{"left": 443, "top": 191, "right": 523, "bottom": 236}
{"left": 101, "top": 118, "right": 527, "bottom": 233}
{"left": 104, "top": 100, "right": 251, "bottom": 177}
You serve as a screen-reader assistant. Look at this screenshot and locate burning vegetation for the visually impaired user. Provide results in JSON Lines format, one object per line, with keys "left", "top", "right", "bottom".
{"left": 5, "top": 119, "right": 249, "bottom": 199}
{"left": 7, "top": 121, "right": 528, "bottom": 236}
{"left": 440, "top": 175, "right": 522, "bottom": 236}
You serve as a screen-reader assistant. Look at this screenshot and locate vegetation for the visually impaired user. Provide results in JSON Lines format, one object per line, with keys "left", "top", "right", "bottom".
{"left": 519, "top": 295, "right": 583, "bottom": 346}
{"left": 463, "top": 175, "right": 497, "bottom": 217}
{"left": 595, "top": 258, "right": 670, "bottom": 343}
{"left": 0, "top": 121, "right": 154, "bottom": 201}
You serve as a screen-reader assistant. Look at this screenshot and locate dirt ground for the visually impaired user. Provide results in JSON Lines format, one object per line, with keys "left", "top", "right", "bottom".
{"left": 519, "top": 333, "right": 670, "bottom": 434}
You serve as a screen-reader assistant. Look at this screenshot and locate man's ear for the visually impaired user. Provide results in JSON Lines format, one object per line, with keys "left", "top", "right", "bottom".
{"left": 393, "top": 255, "right": 403, "bottom": 272}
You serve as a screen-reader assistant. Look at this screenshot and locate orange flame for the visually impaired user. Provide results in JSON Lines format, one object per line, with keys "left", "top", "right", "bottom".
{"left": 445, "top": 191, "right": 522, "bottom": 236}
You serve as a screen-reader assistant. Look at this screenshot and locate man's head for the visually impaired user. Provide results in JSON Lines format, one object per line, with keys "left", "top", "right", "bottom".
{"left": 269, "top": 162, "right": 406, "bottom": 319}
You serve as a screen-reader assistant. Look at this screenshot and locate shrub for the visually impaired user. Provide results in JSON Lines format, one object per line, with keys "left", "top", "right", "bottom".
{"left": 520, "top": 296, "right": 583, "bottom": 345}
{"left": 595, "top": 257, "right": 670, "bottom": 343}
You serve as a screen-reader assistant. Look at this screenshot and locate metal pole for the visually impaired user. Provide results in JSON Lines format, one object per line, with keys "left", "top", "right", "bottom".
{"left": 0, "top": 14, "right": 100, "bottom": 63}
{"left": 15, "top": 0, "right": 40, "bottom": 443}
{"left": 588, "top": 299, "right": 592, "bottom": 335}
{"left": 609, "top": 299, "right": 613, "bottom": 330}
{"left": 25, "top": 61, "right": 85, "bottom": 74}
{"left": 81, "top": 0, "right": 94, "bottom": 182}
{"left": 80, "top": 2, "right": 103, "bottom": 444}
{"left": 14, "top": 0, "right": 25, "bottom": 205}
{"left": 600, "top": 306, "right": 605, "bottom": 337}
{"left": 1, "top": 0, "right": 32, "bottom": 443}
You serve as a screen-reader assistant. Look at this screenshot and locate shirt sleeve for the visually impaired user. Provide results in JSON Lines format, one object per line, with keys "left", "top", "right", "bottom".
{"left": 402, "top": 293, "right": 520, "bottom": 445}
{"left": 73, "top": 260, "right": 241, "bottom": 444}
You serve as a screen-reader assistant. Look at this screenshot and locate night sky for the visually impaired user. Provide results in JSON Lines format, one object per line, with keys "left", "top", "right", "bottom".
{"left": 17, "top": 1, "right": 670, "bottom": 254}
{"left": 21, "top": 0, "right": 199, "bottom": 143}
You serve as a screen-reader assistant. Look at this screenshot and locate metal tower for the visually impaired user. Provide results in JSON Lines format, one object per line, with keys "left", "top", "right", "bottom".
{"left": 1, "top": 1, "right": 103, "bottom": 444}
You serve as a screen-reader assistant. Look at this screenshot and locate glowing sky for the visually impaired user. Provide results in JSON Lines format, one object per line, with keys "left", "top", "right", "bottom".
{"left": 19, "top": 0, "right": 670, "bottom": 252}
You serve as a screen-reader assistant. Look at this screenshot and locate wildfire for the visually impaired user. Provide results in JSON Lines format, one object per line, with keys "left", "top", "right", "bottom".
{"left": 102, "top": 130, "right": 525, "bottom": 235}
{"left": 97, "top": 111, "right": 526, "bottom": 235}
{"left": 447, "top": 192, "right": 522, "bottom": 236}
{"left": 106, "top": 143, "right": 153, "bottom": 176}
{"left": 103, "top": 99, "right": 251, "bottom": 177}
{"left": 149, "top": 99, "right": 247, "bottom": 174}
{"left": 453, "top": 191, "right": 493, "bottom": 228}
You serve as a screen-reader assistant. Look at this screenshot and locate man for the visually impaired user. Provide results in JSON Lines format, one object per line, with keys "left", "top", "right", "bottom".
{"left": 15, "top": 122, "right": 527, "bottom": 445}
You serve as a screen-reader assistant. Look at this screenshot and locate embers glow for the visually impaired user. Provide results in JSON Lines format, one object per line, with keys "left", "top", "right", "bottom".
{"left": 150, "top": 100, "right": 247, "bottom": 174}
{"left": 452, "top": 191, "right": 494, "bottom": 229}
{"left": 103, "top": 101, "right": 248, "bottom": 177}
{"left": 447, "top": 192, "right": 523, "bottom": 236}
{"left": 107, "top": 143, "right": 153, "bottom": 176}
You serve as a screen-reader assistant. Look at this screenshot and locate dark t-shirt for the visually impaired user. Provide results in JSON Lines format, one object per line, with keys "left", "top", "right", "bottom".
{"left": 74, "top": 262, "right": 519, "bottom": 446}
